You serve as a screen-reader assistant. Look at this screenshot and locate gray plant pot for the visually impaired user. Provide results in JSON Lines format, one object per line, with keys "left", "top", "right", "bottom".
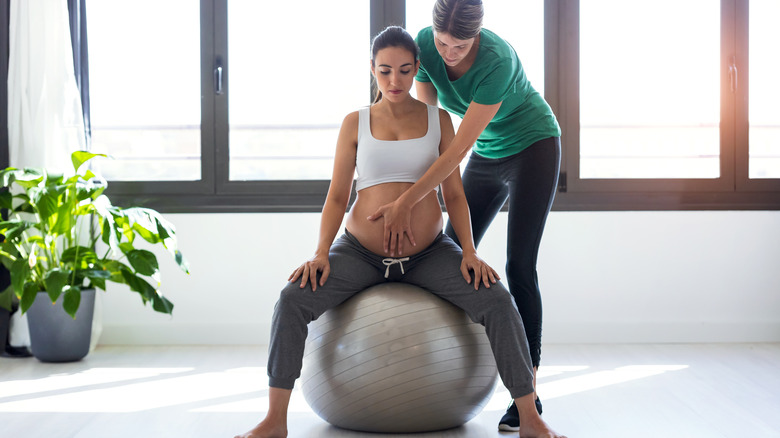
{"left": 27, "top": 289, "right": 95, "bottom": 362}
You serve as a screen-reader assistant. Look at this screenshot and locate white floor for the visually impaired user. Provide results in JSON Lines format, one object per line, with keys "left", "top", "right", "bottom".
{"left": 1, "top": 343, "right": 779, "bottom": 438}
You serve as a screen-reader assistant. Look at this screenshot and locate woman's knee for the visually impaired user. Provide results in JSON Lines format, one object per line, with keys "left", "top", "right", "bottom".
{"left": 274, "top": 283, "right": 314, "bottom": 322}
{"left": 468, "top": 287, "right": 519, "bottom": 323}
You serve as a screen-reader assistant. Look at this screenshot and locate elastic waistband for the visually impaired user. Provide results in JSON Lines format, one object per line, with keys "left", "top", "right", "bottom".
{"left": 342, "top": 228, "right": 445, "bottom": 260}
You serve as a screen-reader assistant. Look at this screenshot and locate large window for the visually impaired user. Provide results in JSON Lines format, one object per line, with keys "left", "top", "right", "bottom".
{"left": 552, "top": 0, "right": 779, "bottom": 208}
{"left": 84, "top": 0, "right": 779, "bottom": 212}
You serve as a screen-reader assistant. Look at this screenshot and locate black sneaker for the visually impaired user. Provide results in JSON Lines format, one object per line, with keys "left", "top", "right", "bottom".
{"left": 497, "top": 397, "right": 543, "bottom": 432}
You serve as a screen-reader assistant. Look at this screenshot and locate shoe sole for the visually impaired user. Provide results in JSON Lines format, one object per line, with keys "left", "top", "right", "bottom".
{"left": 498, "top": 424, "right": 520, "bottom": 432}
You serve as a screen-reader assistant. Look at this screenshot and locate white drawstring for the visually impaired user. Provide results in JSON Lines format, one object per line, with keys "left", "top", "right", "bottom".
{"left": 382, "top": 257, "right": 409, "bottom": 278}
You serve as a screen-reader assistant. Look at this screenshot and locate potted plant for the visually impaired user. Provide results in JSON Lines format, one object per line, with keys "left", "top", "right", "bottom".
{"left": 0, "top": 151, "right": 189, "bottom": 361}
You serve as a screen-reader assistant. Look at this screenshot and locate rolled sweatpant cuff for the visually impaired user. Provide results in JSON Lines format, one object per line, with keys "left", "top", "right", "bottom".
{"left": 507, "top": 384, "right": 535, "bottom": 400}
{"left": 269, "top": 377, "right": 296, "bottom": 390}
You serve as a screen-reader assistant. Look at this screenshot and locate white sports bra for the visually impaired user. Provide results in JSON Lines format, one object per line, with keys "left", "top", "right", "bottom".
{"left": 355, "top": 104, "right": 441, "bottom": 192}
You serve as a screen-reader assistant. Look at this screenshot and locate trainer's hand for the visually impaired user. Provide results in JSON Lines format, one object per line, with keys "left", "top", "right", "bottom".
{"left": 366, "top": 200, "right": 416, "bottom": 256}
{"left": 460, "top": 251, "right": 500, "bottom": 290}
{"left": 289, "top": 253, "right": 330, "bottom": 292}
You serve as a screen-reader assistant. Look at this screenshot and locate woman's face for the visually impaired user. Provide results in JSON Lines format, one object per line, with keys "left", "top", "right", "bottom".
{"left": 433, "top": 31, "right": 476, "bottom": 67}
{"left": 371, "top": 46, "right": 419, "bottom": 102}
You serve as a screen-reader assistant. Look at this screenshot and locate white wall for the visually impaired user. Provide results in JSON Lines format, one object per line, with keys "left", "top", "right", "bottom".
{"left": 97, "top": 211, "right": 780, "bottom": 345}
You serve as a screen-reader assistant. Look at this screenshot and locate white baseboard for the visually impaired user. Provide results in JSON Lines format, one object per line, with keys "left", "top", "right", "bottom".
{"left": 98, "top": 322, "right": 273, "bottom": 345}
{"left": 97, "top": 321, "right": 780, "bottom": 346}
{"left": 541, "top": 321, "right": 780, "bottom": 344}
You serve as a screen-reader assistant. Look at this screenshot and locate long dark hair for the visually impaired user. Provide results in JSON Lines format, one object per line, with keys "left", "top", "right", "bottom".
{"left": 370, "top": 26, "right": 420, "bottom": 103}
{"left": 432, "top": 0, "right": 483, "bottom": 40}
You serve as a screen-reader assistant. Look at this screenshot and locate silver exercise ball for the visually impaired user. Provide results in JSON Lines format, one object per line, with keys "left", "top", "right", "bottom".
{"left": 300, "top": 282, "right": 498, "bottom": 433}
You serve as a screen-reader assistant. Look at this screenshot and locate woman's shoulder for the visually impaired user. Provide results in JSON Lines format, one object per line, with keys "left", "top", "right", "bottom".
{"left": 435, "top": 107, "right": 452, "bottom": 123}
{"left": 415, "top": 26, "right": 434, "bottom": 43}
{"left": 342, "top": 107, "right": 367, "bottom": 125}
{"left": 338, "top": 109, "right": 363, "bottom": 139}
{"left": 415, "top": 27, "right": 438, "bottom": 59}
{"left": 480, "top": 28, "right": 518, "bottom": 61}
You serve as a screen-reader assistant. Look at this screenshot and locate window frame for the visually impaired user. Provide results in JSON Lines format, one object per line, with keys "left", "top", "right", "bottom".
{"left": 63, "top": 0, "right": 780, "bottom": 212}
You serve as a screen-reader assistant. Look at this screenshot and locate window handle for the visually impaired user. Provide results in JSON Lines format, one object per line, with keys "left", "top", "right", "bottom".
{"left": 214, "top": 63, "right": 224, "bottom": 95}
{"left": 729, "top": 56, "right": 738, "bottom": 93}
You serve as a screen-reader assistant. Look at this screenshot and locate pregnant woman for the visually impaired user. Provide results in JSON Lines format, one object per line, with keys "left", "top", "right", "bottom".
{"left": 234, "top": 26, "right": 565, "bottom": 438}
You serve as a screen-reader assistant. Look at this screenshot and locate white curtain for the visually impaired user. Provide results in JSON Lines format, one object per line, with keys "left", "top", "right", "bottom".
{"left": 7, "top": 0, "right": 86, "bottom": 172}
{"left": 6, "top": 0, "right": 88, "bottom": 350}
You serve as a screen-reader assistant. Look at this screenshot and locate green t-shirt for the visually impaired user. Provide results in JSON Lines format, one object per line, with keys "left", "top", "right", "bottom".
{"left": 415, "top": 27, "right": 560, "bottom": 158}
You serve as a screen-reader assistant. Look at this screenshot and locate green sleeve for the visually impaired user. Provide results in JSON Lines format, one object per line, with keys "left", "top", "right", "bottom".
{"left": 414, "top": 33, "right": 432, "bottom": 83}
{"left": 415, "top": 62, "right": 431, "bottom": 83}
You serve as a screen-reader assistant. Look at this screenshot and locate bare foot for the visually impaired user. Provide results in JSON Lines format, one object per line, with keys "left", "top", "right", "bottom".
{"left": 234, "top": 419, "right": 287, "bottom": 438}
{"left": 517, "top": 416, "right": 566, "bottom": 438}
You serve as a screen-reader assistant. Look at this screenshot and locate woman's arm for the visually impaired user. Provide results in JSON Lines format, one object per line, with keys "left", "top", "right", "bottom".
{"left": 415, "top": 80, "right": 438, "bottom": 106}
{"left": 367, "top": 100, "right": 502, "bottom": 256}
{"left": 289, "top": 112, "right": 358, "bottom": 291}
{"left": 437, "top": 109, "right": 499, "bottom": 290}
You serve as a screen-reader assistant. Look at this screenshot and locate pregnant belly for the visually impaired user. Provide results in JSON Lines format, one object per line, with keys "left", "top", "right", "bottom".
{"left": 345, "top": 184, "right": 444, "bottom": 257}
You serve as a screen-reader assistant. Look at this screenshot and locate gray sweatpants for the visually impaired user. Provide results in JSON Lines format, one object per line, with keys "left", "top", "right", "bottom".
{"left": 267, "top": 230, "right": 535, "bottom": 399}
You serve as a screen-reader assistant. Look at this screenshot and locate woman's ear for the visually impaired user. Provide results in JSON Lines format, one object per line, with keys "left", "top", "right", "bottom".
{"left": 370, "top": 59, "right": 376, "bottom": 77}
{"left": 413, "top": 59, "right": 420, "bottom": 75}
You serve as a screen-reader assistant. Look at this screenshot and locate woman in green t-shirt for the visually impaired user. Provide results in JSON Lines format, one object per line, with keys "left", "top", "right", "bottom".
{"left": 367, "top": 0, "right": 561, "bottom": 432}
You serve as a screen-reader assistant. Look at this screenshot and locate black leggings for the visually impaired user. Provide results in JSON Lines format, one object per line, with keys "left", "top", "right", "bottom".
{"left": 445, "top": 137, "right": 560, "bottom": 368}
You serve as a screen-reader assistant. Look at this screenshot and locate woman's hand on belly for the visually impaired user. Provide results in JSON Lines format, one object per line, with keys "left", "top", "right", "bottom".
{"left": 289, "top": 252, "right": 330, "bottom": 291}
{"left": 366, "top": 199, "right": 415, "bottom": 256}
{"left": 347, "top": 184, "right": 443, "bottom": 256}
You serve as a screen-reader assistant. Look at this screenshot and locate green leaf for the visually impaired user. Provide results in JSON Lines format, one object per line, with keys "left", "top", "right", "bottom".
{"left": 62, "top": 285, "right": 81, "bottom": 319}
{"left": 43, "top": 269, "right": 71, "bottom": 303}
{"left": 126, "top": 249, "right": 159, "bottom": 276}
{"left": 123, "top": 208, "right": 162, "bottom": 244}
{"left": 83, "top": 269, "right": 112, "bottom": 290}
{"left": 71, "top": 151, "right": 108, "bottom": 173}
{"left": 151, "top": 294, "right": 174, "bottom": 314}
{"left": 0, "top": 191, "right": 12, "bottom": 210}
{"left": 61, "top": 246, "right": 98, "bottom": 268}
{"left": 132, "top": 222, "right": 161, "bottom": 244}
{"left": 28, "top": 187, "right": 59, "bottom": 225}
{"left": 174, "top": 250, "right": 190, "bottom": 274}
{"left": 10, "top": 257, "right": 32, "bottom": 298}
{"left": 155, "top": 217, "right": 173, "bottom": 241}
{"left": 8, "top": 168, "right": 44, "bottom": 188}
{"left": 0, "top": 168, "right": 19, "bottom": 187}
{"left": 44, "top": 172, "right": 65, "bottom": 185}
{"left": 51, "top": 197, "right": 78, "bottom": 235}
{"left": 93, "top": 196, "right": 123, "bottom": 253}
{"left": 101, "top": 260, "right": 132, "bottom": 284}
{"left": 19, "top": 282, "right": 39, "bottom": 314}
{"left": 0, "top": 284, "right": 13, "bottom": 311}
{"left": 121, "top": 269, "right": 156, "bottom": 302}
{"left": 118, "top": 242, "right": 135, "bottom": 253}
{"left": 0, "top": 219, "right": 34, "bottom": 241}
{"left": 75, "top": 171, "right": 107, "bottom": 202}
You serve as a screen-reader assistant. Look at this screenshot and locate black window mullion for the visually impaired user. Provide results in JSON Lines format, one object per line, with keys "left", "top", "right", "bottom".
{"left": 721, "top": 0, "right": 738, "bottom": 192}
{"left": 213, "top": 0, "right": 228, "bottom": 195}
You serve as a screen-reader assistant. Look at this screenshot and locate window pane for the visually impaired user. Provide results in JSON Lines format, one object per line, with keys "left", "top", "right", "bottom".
{"left": 749, "top": 0, "right": 780, "bottom": 179}
{"left": 228, "top": 1, "right": 368, "bottom": 181}
{"left": 580, "top": 1, "right": 720, "bottom": 179}
{"left": 87, "top": 1, "right": 201, "bottom": 181}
